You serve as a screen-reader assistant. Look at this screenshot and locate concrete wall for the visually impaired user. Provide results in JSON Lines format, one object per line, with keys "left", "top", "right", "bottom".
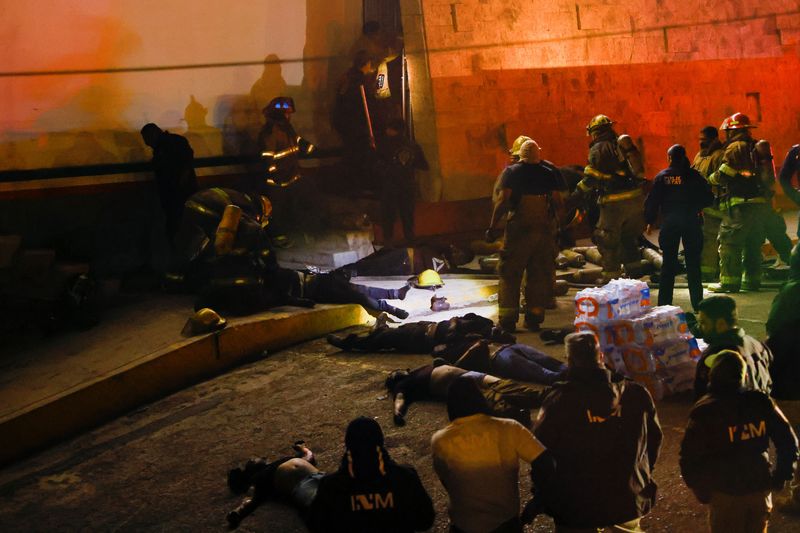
{"left": 413, "top": 0, "right": 800, "bottom": 200}
{"left": 0, "top": 1, "right": 362, "bottom": 170}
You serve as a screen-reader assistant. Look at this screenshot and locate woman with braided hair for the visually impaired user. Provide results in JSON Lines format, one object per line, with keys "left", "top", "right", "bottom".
{"left": 225, "top": 417, "right": 434, "bottom": 532}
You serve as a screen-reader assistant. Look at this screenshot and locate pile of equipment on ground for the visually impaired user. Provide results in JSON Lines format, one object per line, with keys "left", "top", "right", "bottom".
{"left": 573, "top": 279, "right": 703, "bottom": 400}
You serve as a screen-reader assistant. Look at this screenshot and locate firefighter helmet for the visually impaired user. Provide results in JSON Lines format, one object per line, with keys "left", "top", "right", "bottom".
{"left": 586, "top": 114, "right": 614, "bottom": 134}
{"left": 410, "top": 269, "right": 444, "bottom": 289}
{"left": 181, "top": 308, "right": 227, "bottom": 337}
{"left": 509, "top": 135, "right": 532, "bottom": 157}
{"left": 720, "top": 112, "right": 756, "bottom": 131}
{"left": 264, "top": 96, "right": 295, "bottom": 116}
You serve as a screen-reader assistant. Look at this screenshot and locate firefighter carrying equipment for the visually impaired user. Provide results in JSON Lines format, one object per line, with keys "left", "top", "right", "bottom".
{"left": 410, "top": 269, "right": 444, "bottom": 289}
{"left": 586, "top": 114, "right": 614, "bottom": 135}
{"left": 181, "top": 308, "right": 227, "bottom": 337}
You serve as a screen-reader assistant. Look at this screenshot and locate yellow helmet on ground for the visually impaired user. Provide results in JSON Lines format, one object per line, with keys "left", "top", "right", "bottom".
{"left": 410, "top": 269, "right": 444, "bottom": 289}
{"left": 181, "top": 308, "right": 227, "bottom": 337}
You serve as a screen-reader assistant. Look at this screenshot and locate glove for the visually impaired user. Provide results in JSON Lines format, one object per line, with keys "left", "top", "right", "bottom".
{"left": 485, "top": 228, "right": 499, "bottom": 243}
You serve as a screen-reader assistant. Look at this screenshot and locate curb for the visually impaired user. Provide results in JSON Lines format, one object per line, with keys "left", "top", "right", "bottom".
{"left": 0, "top": 304, "right": 371, "bottom": 467}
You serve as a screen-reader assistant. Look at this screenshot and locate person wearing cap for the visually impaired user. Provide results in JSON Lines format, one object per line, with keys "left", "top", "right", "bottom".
{"left": 693, "top": 295, "right": 773, "bottom": 398}
{"left": 765, "top": 244, "right": 800, "bottom": 400}
{"left": 574, "top": 115, "right": 646, "bottom": 281}
{"left": 692, "top": 126, "right": 726, "bottom": 282}
{"left": 486, "top": 139, "right": 565, "bottom": 332}
{"left": 533, "top": 332, "right": 662, "bottom": 532}
{"left": 375, "top": 118, "right": 428, "bottom": 245}
{"left": 680, "top": 350, "right": 798, "bottom": 533}
{"left": 432, "top": 377, "right": 554, "bottom": 532}
{"left": 225, "top": 417, "right": 434, "bottom": 532}
{"left": 645, "top": 144, "right": 714, "bottom": 309}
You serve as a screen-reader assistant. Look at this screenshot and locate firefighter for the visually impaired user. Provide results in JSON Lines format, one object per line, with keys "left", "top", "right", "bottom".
{"left": 575, "top": 115, "right": 646, "bottom": 280}
{"left": 692, "top": 126, "right": 726, "bottom": 282}
{"left": 486, "top": 140, "right": 563, "bottom": 332}
{"left": 257, "top": 96, "right": 315, "bottom": 237}
{"left": 645, "top": 145, "right": 714, "bottom": 310}
{"left": 708, "top": 113, "right": 776, "bottom": 293}
{"left": 169, "top": 187, "right": 283, "bottom": 314}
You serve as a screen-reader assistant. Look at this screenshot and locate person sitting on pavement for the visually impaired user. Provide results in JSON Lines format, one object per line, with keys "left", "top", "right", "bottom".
{"left": 327, "top": 313, "right": 515, "bottom": 357}
{"left": 431, "top": 377, "right": 555, "bottom": 533}
{"left": 680, "top": 350, "right": 798, "bottom": 533}
{"left": 765, "top": 244, "right": 800, "bottom": 400}
{"left": 533, "top": 332, "right": 663, "bottom": 532}
{"left": 693, "top": 295, "right": 773, "bottom": 398}
{"left": 226, "top": 417, "right": 435, "bottom": 532}
{"left": 385, "top": 360, "right": 548, "bottom": 427}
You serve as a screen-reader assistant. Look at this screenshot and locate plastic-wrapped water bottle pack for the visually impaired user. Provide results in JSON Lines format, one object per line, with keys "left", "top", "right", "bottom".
{"left": 574, "top": 279, "right": 701, "bottom": 400}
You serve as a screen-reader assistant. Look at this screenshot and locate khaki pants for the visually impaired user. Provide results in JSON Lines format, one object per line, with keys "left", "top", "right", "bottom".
{"left": 555, "top": 518, "right": 643, "bottom": 533}
{"left": 718, "top": 203, "right": 769, "bottom": 290}
{"left": 498, "top": 196, "right": 555, "bottom": 325}
{"left": 709, "top": 491, "right": 771, "bottom": 533}
{"left": 701, "top": 209, "right": 722, "bottom": 280}
{"left": 594, "top": 195, "right": 646, "bottom": 277}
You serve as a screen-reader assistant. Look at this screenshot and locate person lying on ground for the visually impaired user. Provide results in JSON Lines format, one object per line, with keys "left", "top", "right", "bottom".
{"left": 226, "top": 417, "right": 434, "bottom": 532}
{"left": 385, "top": 360, "right": 548, "bottom": 427}
{"left": 268, "top": 266, "right": 411, "bottom": 319}
{"left": 449, "top": 338, "right": 567, "bottom": 384}
{"left": 327, "top": 313, "right": 515, "bottom": 356}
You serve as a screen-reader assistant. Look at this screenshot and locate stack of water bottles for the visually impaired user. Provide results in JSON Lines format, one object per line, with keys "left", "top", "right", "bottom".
{"left": 574, "top": 279, "right": 702, "bottom": 400}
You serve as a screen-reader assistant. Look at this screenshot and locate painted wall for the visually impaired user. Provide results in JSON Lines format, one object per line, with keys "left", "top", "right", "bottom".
{"left": 414, "top": 0, "right": 800, "bottom": 200}
{"left": 0, "top": 1, "right": 361, "bottom": 170}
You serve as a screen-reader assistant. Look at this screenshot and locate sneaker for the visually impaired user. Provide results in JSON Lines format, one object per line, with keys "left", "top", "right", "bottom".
{"left": 707, "top": 283, "right": 740, "bottom": 294}
{"left": 741, "top": 284, "right": 761, "bottom": 292}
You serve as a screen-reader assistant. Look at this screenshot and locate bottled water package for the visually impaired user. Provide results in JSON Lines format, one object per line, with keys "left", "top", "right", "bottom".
{"left": 621, "top": 345, "right": 657, "bottom": 374}
{"left": 603, "top": 346, "right": 627, "bottom": 374}
{"left": 652, "top": 337, "right": 700, "bottom": 369}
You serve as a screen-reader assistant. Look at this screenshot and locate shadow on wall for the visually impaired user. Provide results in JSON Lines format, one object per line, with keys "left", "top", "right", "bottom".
{"left": 214, "top": 54, "right": 289, "bottom": 157}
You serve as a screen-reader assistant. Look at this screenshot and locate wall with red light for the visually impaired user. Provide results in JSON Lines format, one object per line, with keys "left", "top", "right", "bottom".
{"left": 416, "top": 0, "right": 800, "bottom": 200}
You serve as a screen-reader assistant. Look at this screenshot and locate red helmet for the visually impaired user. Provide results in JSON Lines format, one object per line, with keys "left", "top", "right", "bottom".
{"left": 720, "top": 112, "right": 756, "bottom": 131}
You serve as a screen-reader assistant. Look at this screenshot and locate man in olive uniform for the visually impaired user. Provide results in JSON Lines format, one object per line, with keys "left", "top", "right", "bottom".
{"left": 708, "top": 113, "right": 777, "bottom": 293}
{"left": 575, "top": 115, "right": 646, "bottom": 280}
{"left": 692, "top": 126, "right": 726, "bottom": 282}
{"left": 486, "top": 140, "right": 564, "bottom": 332}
